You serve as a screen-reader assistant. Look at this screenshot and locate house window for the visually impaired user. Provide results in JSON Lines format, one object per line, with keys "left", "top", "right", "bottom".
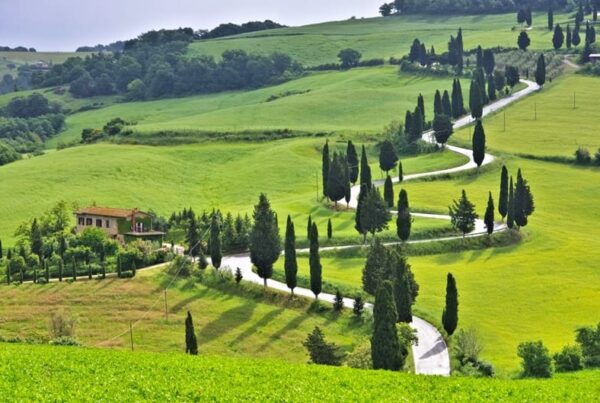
{"left": 96, "top": 219, "right": 102, "bottom": 227}
{"left": 86, "top": 218, "right": 93, "bottom": 226}
{"left": 136, "top": 222, "right": 144, "bottom": 233}
{"left": 105, "top": 220, "right": 110, "bottom": 228}
{"left": 78, "top": 217, "right": 84, "bottom": 226}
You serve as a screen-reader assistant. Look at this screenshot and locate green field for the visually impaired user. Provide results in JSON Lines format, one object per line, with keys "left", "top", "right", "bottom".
{"left": 44, "top": 67, "right": 453, "bottom": 147}
{"left": 1, "top": 343, "right": 598, "bottom": 401}
{"left": 0, "top": 51, "right": 91, "bottom": 78}
{"left": 190, "top": 13, "right": 567, "bottom": 66}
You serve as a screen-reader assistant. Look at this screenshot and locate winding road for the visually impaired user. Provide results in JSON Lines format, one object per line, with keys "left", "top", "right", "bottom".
{"left": 221, "top": 79, "right": 540, "bottom": 376}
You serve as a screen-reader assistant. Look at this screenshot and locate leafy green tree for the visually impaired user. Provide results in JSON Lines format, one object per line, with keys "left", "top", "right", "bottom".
{"left": 8, "top": 256, "right": 25, "bottom": 284}
{"left": 472, "top": 120, "right": 486, "bottom": 167}
{"left": 553, "top": 345, "right": 584, "bottom": 372}
{"left": 499, "top": 166, "right": 509, "bottom": 219}
{"left": 535, "top": 54, "right": 546, "bottom": 87}
{"left": 484, "top": 192, "right": 495, "bottom": 236}
{"left": 327, "top": 152, "right": 349, "bottom": 207}
{"left": 209, "top": 213, "right": 222, "bottom": 269}
{"left": 384, "top": 176, "right": 394, "bottom": 208}
{"left": 250, "top": 194, "right": 281, "bottom": 287}
{"left": 517, "top": 341, "right": 553, "bottom": 378}
{"left": 442, "top": 90, "right": 452, "bottom": 116}
{"left": 433, "top": 114, "right": 453, "bottom": 145}
{"left": 469, "top": 80, "right": 483, "bottom": 119}
{"left": 371, "top": 280, "right": 402, "bottom": 371}
{"left": 360, "top": 145, "right": 372, "bottom": 188}
{"left": 396, "top": 189, "right": 412, "bottom": 242}
{"left": 379, "top": 3, "right": 392, "bottom": 16}
{"left": 362, "top": 237, "right": 388, "bottom": 295}
{"left": 338, "top": 48, "right": 362, "bottom": 69}
{"left": 575, "top": 322, "right": 600, "bottom": 367}
{"left": 507, "top": 177, "right": 515, "bottom": 230}
{"left": 553, "top": 24, "right": 564, "bottom": 49}
{"left": 449, "top": 190, "right": 479, "bottom": 236}
{"left": 309, "top": 223, "right": 322, "bottom": 298}
{"left": 379, "top": 140, "right": 398, "bottom": 174}
{"left": 518, "top": 31, "right": 531, "bottom": 50}
{"left": 442, "top": 273, "right": 459, "bottom": 336}
{"left": 346, "top": 141, "right": 359, "bottom": 184}
{"left": 494, "top": 70, "right": 506, "bottom": 92}
{"left": 303, "top": 327, "right": 346, "bottom": 366}
{"left": 185, "top": 311, "right": 198, "bottom": 355}
{"left": 322, "top": 140, "right": 330, "bottom": 199}
{"left": 359, "top": 186, "right": 391, "bottom": 242}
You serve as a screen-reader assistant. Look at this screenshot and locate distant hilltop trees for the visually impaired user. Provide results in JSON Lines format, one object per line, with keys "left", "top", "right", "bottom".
{"left": 380, "top": 0, "right": 571, "bottom": 15}
{"left": 0, "top": 46, "right": 36, "bottom": 52}
{"left": 76, "top": 41, "right": 125, "bottom": 53}
{"left": 200, "top": 20, "right": 286, "bottom": 40}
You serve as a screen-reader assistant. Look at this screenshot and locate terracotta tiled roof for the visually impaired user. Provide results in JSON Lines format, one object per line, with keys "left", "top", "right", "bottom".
{"left": 75, "top": 207, "right": 149, "bottom": 219}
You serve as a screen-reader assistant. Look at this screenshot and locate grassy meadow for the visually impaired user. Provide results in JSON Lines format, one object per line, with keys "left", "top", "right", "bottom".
{"left": 189, "top": 12, "right": 568, "bottom": 66}
{"left": 0, "top": 51, "right": 90, "bottom": 78}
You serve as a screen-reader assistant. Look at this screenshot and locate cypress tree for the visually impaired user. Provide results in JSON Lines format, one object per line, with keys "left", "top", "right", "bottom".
{"left": 484, "top": 192, "right": 495, "bottom": 236}
{"left": 472, "top": 120, "right": 486, "bottom": 167}
{"left": 535, "top": 54, "right": 546, "bottom": 88}
{"left": 573, "top": 25, "right": 581, "bottom": 46}
{"left": 327, "top": 152, "right": 348, "bottom": 207}
{"left": 398, "top": 161, "right": 403, "bottom": 183}
{"left": 499, "top": 165, "right": 509, "bottom": 219}
{"left": 474, "top": 67, "right": 487, "bottom": 105}
{"left": 322, "top": 140, "right": 330, "bottom": 199}
{"left": 344, "top": 179, "right": 351, "bottom": 207}
{"left": 417, "top": 93, "right": 425, "bottom": 122}
{"left": 384, "top": 175, "right": 394, "bottom": 208}
{"left": 360, "top": 145, "right": 372, "bottom": 188}
{"left": 5, "top": 260, "right": 10, "bottom": 284}
{"left": 58, "top": 258, "right": 63, "bottom": 282}
{"left": 567, "top": 24, "right": 572, "bottom": 49}
{"left": 346, "top": 140, "right": 359, "bottom": 184}
{"left": 483, "top": 49, "right": 495, "bottom": 76}
{"left": 186, "top": 214, "right": 200, "bottom": 257}
{"left": 433, "top": 114, "right": 453, "bottom": 145}
{"left": 250, "top": 194, "right": 281, "bottom": 287}
{"left": 581, "top": 39, "right": 593, "bottom": 63}
{"left": 309, "top": 222, "right": 322, "bottom": 299}
{"left": 33, "top": 265, "right": 37, "bottom": 284}
{"left": 456, "top": 79, "right": 465, "bottom": 115}
{"left": 30, "top": 219, "right": 43, "bottom": 261}
{"left": 434, "top": 90, "right": 442, "bottom": 116}
{"left": 410, "top": 105, "right": 424, "bottom": 142}
{"left": 185, "top": 311, "right": 198, "bottom": 355}
{"left": 442, "top": 90, "right": 452, "bottom": 117}
{"left": 359, "top": 186, "right": 391, "bottom": 242}
{"left": 553, "top": 24, "right": 564, "bottom": 49}
{"left": 451, "top": 79, "right": 463, "bottom": 119}
{"left": 404, "top": 110, "right": 413, "bottom": 140}
{"left": 307, "top": 215, "right": 312, "bottom": 240}
{"left": 353, "top": 295, "right": 364, "bottom": 317}
{"left": 59, "top": 236, "right": 67, "bottom": 260}
{"left": 470, "top": 80, "right": 483, "bottom": 119}
{"left": 209, "top": 213, "right": 222, "bottom": 269}
{"left": 362, "top": 237, "right": 388, "bottom": 295}
{"left": 514, "top": 169, "right": 535, "bottom": 228}
{"left": 7, "top": 248, "right": 11, "bottom": 260}
{"left": 44, "top": 260, "right": 49, "bottom": 282}
{"left": 117, "top": 254, "right": 122, "bottom": 278}
{"left": 379, "top": 140, "right": 398, "bottom": 174}
{"left": 442, "top": 273, "right": 459, "bottom": 336}
{"left": 327, "top": 218, "right": 333, "bottom": 240}
{"left": 371, "top": 280, "right": 402, "bottom": 371}
{"left": 456, "top": 28, "right": 464, "bottom": 74}
{"left": 507, "top": 177, "right": 515, "bottom": 229}
{"left": 396, "top": 189, "right": 412, "bottom": 242}
{"left": 548, "top": 8, "right": 554, "bottom": 31}
{"left": 333, "top": 289, "right": 344, "bottom": 312}
{"left": 476, "top": 45, "right": 483, "bottom": 68}
{"left": 419, "top": 43, "right": 428, "bottom": 66}
{"left": 487, "top": 75, "right": 497, "bottom": 101}
{"left": 449, "top": 190, "right": 479, "bottom": 236}
{"left": 355, "top": 185, "right": 368, "bottom": 241}
{"left": 390, "top": 250, "right": 415, "bottom": 323}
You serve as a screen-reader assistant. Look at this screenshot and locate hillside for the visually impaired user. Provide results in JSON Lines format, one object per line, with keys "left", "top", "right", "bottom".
{"left": 1, "top": 343, "right": 598, "bottom": 401}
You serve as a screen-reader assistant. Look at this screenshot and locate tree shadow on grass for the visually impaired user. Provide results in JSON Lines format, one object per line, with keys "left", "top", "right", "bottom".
{"left": 229, "top": 307, "right": 285, "bottom": 347}
{"left": 197, "top": 303, "right": 258, "bottom": 345}
{"left": 257, "top": 314, "right": 309, "bottom": 352}
{"left": 169, "top": 288, "right": 211, "bottom": 314}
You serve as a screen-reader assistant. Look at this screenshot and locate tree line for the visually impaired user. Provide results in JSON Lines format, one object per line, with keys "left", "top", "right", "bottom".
{"left": 379, "top": 0, "right": 573, "bottom": 16}
{"left": 199, "top": 20, "right": 285, "bottom": 40}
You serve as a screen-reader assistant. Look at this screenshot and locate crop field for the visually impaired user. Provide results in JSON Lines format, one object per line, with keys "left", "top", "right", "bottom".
{"left": 189, "top": 12, "right": 568, "bottom": 66}
{"left": 44, "top": 67, "right": 453, "bottom": 147}
{"left": 1, "top": 343, "right": 598, "bottom": 401}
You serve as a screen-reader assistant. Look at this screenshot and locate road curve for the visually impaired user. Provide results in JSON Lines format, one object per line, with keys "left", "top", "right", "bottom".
{"left": 221, "top": 79, "right": 539, "bottom": 376}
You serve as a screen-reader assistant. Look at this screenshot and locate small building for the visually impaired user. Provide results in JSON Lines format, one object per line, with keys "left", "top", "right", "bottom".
{"left": 74, "top": 206, "right": 164, "bottom": 244}
{"left": 589, "top": 54, "right": 600, "bottom": 63}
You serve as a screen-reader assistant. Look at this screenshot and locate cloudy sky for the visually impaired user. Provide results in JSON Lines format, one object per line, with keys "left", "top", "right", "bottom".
{"left": 0, "top": 0, "right": 381, "bottom": 51}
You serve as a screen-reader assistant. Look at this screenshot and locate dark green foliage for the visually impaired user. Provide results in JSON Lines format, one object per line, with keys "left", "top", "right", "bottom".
{"left": 581, "top": 40, "right": 593, "bottom": 64}
{"left": 390, "top": 251, "right": 415, "bottom": 323}
{"left": 506, "top": 65, "right": 520, "bottom": 88}
{"left": 572, "top": 25, "right": 581, "bottom": 47}
{"left": 322, "top": 140, "right": 330, "bottom": 199}
{"left": 449, "top": 190, "right": 479, "bottom": 236}
{"left": 201, "top": 20, "right": 285, "bottom": 39}
{"left": 482, "top": 49, "right": 495, "bottom": 76}
{"left": 354, "top": 186, "right": 367, "bottom": 240}
{"left": 487, "top": 75, "right": 497, "bottom": 101}
{"left": 327, "top": 152, "right": 349, "bottom": 206}
{"left": 553, "top": 24, "right": 564, "bottom": 49}
{"left": 235, "top": 267, "right": 243, "bottom": 284}
{"left": 30, "top": 219, "right": 43, "bottom": 260}
{"left": 307, "top": 215, "right": 312, "bottom": 241}
{"left": 362, "top": 237, "right": 389, "bottom": 295}
{"left": 326, "top": 219, "right": 333, "bottom": 241}
{"left": 379, "top": 140, "right": 398, "bottom": 173}
{"left": 553, "top": 346, "right": 584, "bottom": 372}
{"left": 250, "top": 194, "right": 281, "bottom": 287}
{"left": 360, "top": 145, "right": 372, "bottom": 189}
{"left": 371, "top": 281, "right": 402, "bottom": 371}
{"left": 494, "top": 70, "right": 505, "bottom": 92}
{"left": 484, "top": 192, "right": 495, "bottom": 235}
{"left": 284, "top": 217, "right": 297, "bottom": 294}
{"left": 567, "top": 24, "right": 572, "bottom": 48}
{"left": 209, "top": 214, "right": 222, "bottom": 269}
{"left": 384, "top": 176, "right": 394, "bottom": 208}
{"left": 0, "top": 142, "right": 21, "bottom": 167}
{"left": 535, "top": 54, "right": 546, "bottom": 87}
{"left": 499, "top": 165, "right": 509, "bottom": 219}
{"left": 451, "top": 78, "right": 465, "bottom": 119}
{"left": 575, "top": 322, "right": 600, "bottom": 367}
{"left": 0, "top": 239, "right": 2, "bottom": 259}
{"left": 185, "top": 311, "right": 198, "bottom": 355}
{"left": 507, "top": 177, "right": 515, "bottom": 229}
{"left": 417, "top": 93, "right": 425, "bottom": 122}
{"left": 441, "top": 90, "right": 452, "bottom": 117}
{"left": 309, "top": 223, "right": 322, "bottom": 298}
{"left": 359, "top": 186, "right": 391, "bottom": 240}
{"left": 548, "top": 8, "right": 554, "bottom": 31}
{"left": 333, "top": 289, "right": 344, "bottom": 312}
{"left": 442, "top": 273, "right": 458, "bottom": 336}
{"left": 398, "top": 161, "right": 403, "bottom": 183}
{"left": 346, "top": 141, "right": 359, "bottom": 184}
{"left": 353, "top": 295, "right": 364, "bottom": 317}
{"left": 518, "top": 31, "right": 531, "bottom": 50}
{"left": 434, "top": 90, "right": 443, "bottom": 116}
{"left": 472, "top": 120, "right": 486, "bottom": 167}
{"left": 469, "top": 80, "right": 483, "bottom": 119}
{"left": 514, "top": 169, "right": 535, "bottom": 228}
{"left": 338, "top": 48, "right": 362, "bottom": 69}
{"left": 186, "top": 214, "right": 200, "bottom": 257}
{"left": 433, "top": 114, "right": 453, "bottom": 145}
{"left": 396, "top": 189, "right": 412, "bottom": 242}
{"left": 303, "top": 327, "right": 346, "bottom": 366}
{"left": 517, "top": 341, "right": 553, "bottom": 378}
{"left": 476, "top": 46, "right": 483, "bottom": 68}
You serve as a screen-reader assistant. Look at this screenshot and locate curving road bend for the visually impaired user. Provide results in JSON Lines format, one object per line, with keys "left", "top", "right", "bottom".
{"left": 221, "top": 79, "right": 539, "bottom": 376}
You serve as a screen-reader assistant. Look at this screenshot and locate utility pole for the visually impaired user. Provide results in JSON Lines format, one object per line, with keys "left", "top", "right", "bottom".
{"left": 164, "top": 290, "right": 169, "bottom": 323}
{"left": 129, "top": 322, "right": 134, "bottom": 351}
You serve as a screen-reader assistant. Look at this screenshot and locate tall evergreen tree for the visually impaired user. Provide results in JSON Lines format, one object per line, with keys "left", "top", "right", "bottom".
{"left": 553, "top": 24, "right": 565, "bottom": 49}
{"left": 327, "top": 218, "right": 333, "bottom": 240}
{"left": 548, "top": 8, "right": 554, "bottom": 31}
{"left": 469, "top": 80, "right": 483, "bottom": 119}
{"left": 452, "top": 79, "right": 465, "bottom": 119}
{"left": 434, "top": 90, "right": 443, "bottom": 116}
{"left": 514, "top": 169, "right": 535, "bottom": 228}
{"left": 581, "top": 39, "right": 593, "bottom": 63}
{"left": 322, "top": 140, "right": 330, "bottom": 199}
{"left": 284, "top": 215, "right": 298, "bottom": 295}
{"left": 396, "top": 189, "right": 412, "bottom": 242}
{"left": 250, "top": 194, "right": 281, "bottom": 287}
{"left": 433, "top": 114, "right": 453, "bottom": 145}
{"left": 487, "top": 74, "right": 497, "bottom": 101}
{"left": 327, "top": 152, "right": 348, "bottom": 207}
{"left": 472, "top": 120, "right": 486, "bottom": 167}
{"left": 360, "top": 145, "right": 372, "bottom": 188}
{"left": 309, "top": 223, "right": 322, "bottom": 299}
{"left": 410, "top": 105, "right": 424, "bottom": 143}
{"left": 362, "top": 237, "right": 388, "bottom": 295}
{"left": 507, "top": 177, "right": 515, "bottom": 229}
{"left": 483, "top": 49, "right": 495, "bottom": 76}
{"left": 449, "top": 190, "right": 479, "bottom": 236}
{"left": 404, "top": 110, "right": 413, "bottom": 140}
{"left": 398, "top": 161, "right": 403, "bottom": 183}
{"left": 442, "top": 90, "right": 452, "bottom": 117}
{"left": 474, "top": 67, "right": 487, "bottom": 105}
{"left": 567, "top": 24, "right": 572, "bottom": 48}
{"left": 30, "top": 218, "right": 43, "bottom": 261}
{"left": 307, "top": 215, "right": 312, "bottom": 241}
{"left": 186, "top": 214, "right": 200, "bottom": 257}
{"left": 499, "top": 165, "right": 509, "bottom": 219}
{"left": 185, "top": 311, "right": 198, "bottom": 355}
{"left": 355, "top": 185, "right": 368, "bottom": 241}
{"left": 535, "top": 54, "right": 546, "bottom": 88}
{"left": 390, "top": 250, "right": 415, "bottom": 323}
{"left": 484, "top": 192, "right": 495, "bottom": 236}
{"left": 573, "top": 25, "right": 581, "bottom": 46}
{"left": 417, "top": 93, "right": 425, "bottom": 122}
{"left": 442, "top": 273, "right": 459, "bottom": 336}
{"left": 209, "top": 213, "right": 222, "bottom": 269}
{"left": 379, "top": 140, "right": 398, "bottom": 173}
{"left": 58, "top": 258, "right": 63, "bottom": 282}
{"left": 476, "top": 45, "right": 483, "bottom": 68}
{"left": 359, "top": 186, "right": 391, "bottom": 242}
{"left": 346, "top": 141, "right": 359, "bottom": 184}
{"left": 371, "top": 280, "right": 402, "bottom": 371}
{"left": 384, "top": 175, "right": 394, "bottom": 208}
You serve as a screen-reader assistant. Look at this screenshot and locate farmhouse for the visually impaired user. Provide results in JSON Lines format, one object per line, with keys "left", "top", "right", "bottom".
{"left": 74, "top": 206, "right": 164, "bottom": 244}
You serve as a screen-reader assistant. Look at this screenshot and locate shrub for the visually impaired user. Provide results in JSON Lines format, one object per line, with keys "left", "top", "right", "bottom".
{"left": 553, "top": 345, "right": 584, "bottom": 372}
{"left": 49, "top": 311, "right": 76, "bottom": 339}
{"left": 575, "top": 147, "right": 592, "bottom": 165}
{"left": 454, "top": 328, "right": 484, "bottom": 366}
{"left": 575, "top": 322, "right": 600, "bottom": 367}
{"left": 517, "top": 341, "right": 553, "bottom": 378}
{"left": 303, "top": 327, "right": 346, "bottom": 366}
{"left": 346, "top": 343, "right": 373, "bottom": 369}
{"left": 49, "top": 336, "right": 81, "bottom": 346}
{"left": 166, "top": 255, "right": 194, "bottom": 277}
{"left": 595, "top": 149, "right": 600, "bottom": 166}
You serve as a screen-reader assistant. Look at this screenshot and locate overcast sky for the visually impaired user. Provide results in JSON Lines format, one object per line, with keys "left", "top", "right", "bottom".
{"left": 0, "top": 0, "right": 381, "bottom": 51}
